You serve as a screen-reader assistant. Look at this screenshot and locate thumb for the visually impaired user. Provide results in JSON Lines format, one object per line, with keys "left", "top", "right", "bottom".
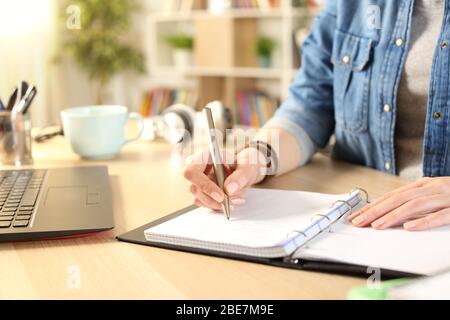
{"left": 224, "top": 164, "right": 256, "bottom": 196}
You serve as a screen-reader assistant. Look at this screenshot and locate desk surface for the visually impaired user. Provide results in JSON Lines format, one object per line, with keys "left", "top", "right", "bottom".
{"left": 0, "top": 138, "right": 408, "bottom": 299}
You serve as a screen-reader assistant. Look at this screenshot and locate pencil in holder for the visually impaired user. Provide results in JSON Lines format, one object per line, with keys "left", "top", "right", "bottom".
{"left": 0, "top": 112, "right": 33, "bottom": 166}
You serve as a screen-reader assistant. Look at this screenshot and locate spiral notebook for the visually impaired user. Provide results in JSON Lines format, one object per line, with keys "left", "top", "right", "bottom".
{"left": 118, "top": 188, "right": 450, "bottom": 279}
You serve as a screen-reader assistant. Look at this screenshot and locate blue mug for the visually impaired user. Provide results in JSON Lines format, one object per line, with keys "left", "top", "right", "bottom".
{"left": 61, "top": 105, "right": 144, "bottom": 160}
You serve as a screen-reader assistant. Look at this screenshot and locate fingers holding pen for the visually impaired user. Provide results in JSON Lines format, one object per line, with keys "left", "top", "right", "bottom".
{"left": 185, "top": 151, "right": 246, "bottom": 211}
{"left": 190, "top": 183, "right": 246, "bottom": 211}
{"left": 225, "top": 168, "right": 251, "bottom": 197}
{"left": 184, "top": 151, "right": 226, "bottom": 202}
{"left": 193, "top": 196, "right": 246, "bottom": 212}
{"left": 190, "top": 183, "right": 223, "bottom": 211}
{"left": 224, "top": 148, "right": 264, "bottom": 197}
{"left": 184, "top": 148, "right": 256, "bottom": 212}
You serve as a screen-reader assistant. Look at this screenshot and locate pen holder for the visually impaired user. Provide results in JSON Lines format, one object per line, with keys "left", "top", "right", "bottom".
{"left": 0, "top": 112, "right": 33, "bottom": 166}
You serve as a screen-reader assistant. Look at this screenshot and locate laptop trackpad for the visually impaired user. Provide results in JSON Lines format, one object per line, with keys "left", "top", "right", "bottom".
{"left": 44, "top": 186, "right": 88, "bottom": 209}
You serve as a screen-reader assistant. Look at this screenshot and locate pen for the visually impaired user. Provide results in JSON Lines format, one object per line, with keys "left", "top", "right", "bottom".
{"left": 204, "top": 107, "right": 231, "bottom": 220}
{"left": 20, "top": 86, "right": 37, "bottom": 114}
{"left": 17, "top": 81, "right": 29, "bottom": 102}
{"left": 13, "top": 86, "right": 37, "bottom": 114}
{"left": 0, "top": 98, "right": 5, "bottom": 111}
{"left": 6, "top": 87, "right": 18, "bottom": 111}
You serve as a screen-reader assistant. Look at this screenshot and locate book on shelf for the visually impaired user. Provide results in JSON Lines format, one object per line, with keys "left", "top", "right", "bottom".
{"left": 139, "top": 88, "right": 198, "bottom": 117}
{"left": 235, "top": 90, "right": 278, "bottom": 127}
{"left": 292, "top": 0, "right": 324, "bottom": 10}
{"left": 163, "top": 0, "right": 206, "bottom": 13}
{"left": 305, "top": 0, "right": 325, "bottom": 10}
{"left": 206, "top": 0, "right": 280, "bottom": 11}
{"left": 161, "top": 0, "right": 320, "bottom": 14}
{"left": 233, "top": 0, "right": 280, "bottom": 9}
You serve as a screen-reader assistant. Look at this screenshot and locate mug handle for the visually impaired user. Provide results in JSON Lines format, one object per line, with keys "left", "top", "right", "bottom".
{"left": 124, "top": 112, "right": 145, "bottom": 145}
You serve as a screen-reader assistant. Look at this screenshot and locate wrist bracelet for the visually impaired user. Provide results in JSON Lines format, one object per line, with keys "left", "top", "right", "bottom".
{"left": 246, "top": 141, "right": 279, "bottom": 180}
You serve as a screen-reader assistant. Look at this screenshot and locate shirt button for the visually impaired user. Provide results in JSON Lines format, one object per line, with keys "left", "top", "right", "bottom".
{"left": 342, "top": 55, "right": 351, "bottom": 64}
{"left": 396, "top": 38, "right": 404, "bottom": 47}
{"left": 385, "top": 162, "right": 391, "bottom": 171}
{"left": 434, "top": 112, "right": 442, "bottom": 120}
{"left": 441, "top": 41, "right": 448, "bottom": 49}
{"left": 383, "top": 104, "right": 391, "bottom": 112}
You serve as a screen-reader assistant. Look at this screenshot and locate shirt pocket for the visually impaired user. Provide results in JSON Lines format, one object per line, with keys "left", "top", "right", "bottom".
{"left": 331, "top": 29, "right": 374, "bottom": 133}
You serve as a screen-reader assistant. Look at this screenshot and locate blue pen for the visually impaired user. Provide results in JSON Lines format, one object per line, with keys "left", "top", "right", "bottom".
{"left": 0, "top": 98, "right": 5, "bottom": 111}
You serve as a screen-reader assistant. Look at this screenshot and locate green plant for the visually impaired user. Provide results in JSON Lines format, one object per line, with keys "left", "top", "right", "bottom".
{"left": 60, "top": 0, "right": 145, "bottom": 104}
{"left": 164, "top": 34, "right": 194, "bottom": 50}
{"left": 257, "top": 37, "right": 277, "bottom": 58}
{"left": 292, "top": 0, "right": 309, "bottom": 7}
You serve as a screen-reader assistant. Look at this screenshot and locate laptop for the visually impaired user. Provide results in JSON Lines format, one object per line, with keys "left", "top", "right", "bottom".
{"left": 0, "top": 166, "right": 114, "bottom": 242}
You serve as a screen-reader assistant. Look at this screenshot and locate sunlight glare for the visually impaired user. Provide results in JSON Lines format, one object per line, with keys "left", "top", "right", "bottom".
{"left": 0, "top": 0, "right": 51, "bottom": 37}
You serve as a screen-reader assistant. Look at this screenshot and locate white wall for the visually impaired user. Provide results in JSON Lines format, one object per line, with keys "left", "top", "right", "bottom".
{"left": 0, "top": 0, "right": 56, "bottom": 126}
{"left": 0, "top": 0, "right": 166, "bottom": 127}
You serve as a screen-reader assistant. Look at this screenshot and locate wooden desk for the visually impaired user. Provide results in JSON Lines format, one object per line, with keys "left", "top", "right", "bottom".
{"left": 0, "top": 138, "right": 408, "bottom": 299}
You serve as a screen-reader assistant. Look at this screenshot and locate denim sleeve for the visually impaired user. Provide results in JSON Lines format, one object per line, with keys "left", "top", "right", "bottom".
{"left": 274, "top": 1, "right": 337, "bottom": 149}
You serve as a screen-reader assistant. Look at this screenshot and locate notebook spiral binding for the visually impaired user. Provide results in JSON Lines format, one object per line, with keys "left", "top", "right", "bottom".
{"left": 351, "top": 187, "right": 370, "bottom": 203}
{"left": 283, "top": 187, "right": 369, "bottom": 265}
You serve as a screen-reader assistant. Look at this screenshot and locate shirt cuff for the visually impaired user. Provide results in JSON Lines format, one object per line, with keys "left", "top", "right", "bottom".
{"left": 263, "top": 117, "right": 317, "bottom": 166}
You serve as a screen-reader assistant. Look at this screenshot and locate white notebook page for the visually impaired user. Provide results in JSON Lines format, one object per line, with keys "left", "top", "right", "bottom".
{"left": 296, "top": 218, "right": 450, "bottom": 275}
{"left": 145, "top": 188, "right": 352, "bottom": 258}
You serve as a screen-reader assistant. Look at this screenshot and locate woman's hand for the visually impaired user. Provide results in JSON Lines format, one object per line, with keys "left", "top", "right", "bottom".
{"left": 183, "top": 148, "right": 266, "bottom": 211}
{"left": 348, "top": 177, "right": 450, "bottom": 231}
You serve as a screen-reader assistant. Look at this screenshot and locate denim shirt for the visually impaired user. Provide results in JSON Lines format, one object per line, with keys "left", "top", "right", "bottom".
{"left": 274, "top": 0, "right": 450, "bottom": 177}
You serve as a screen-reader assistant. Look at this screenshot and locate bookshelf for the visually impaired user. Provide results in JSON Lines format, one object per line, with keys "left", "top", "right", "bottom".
{"left": 151, "top": 66, "right": 296, "bottom": 79}
{"left": 144, "top": 0, "right": 320, "bottom": 126}
{"left": 151, "top": 8, "right": 312, "bottom": 22}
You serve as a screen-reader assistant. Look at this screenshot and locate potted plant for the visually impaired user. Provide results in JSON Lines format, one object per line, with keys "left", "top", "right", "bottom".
{"left": 164, "top": 34, "right": 194, "bottom": 69}
{"left": 256, "top": 37, "right": 277, "bottom": 68}
{"left": 59, "top": 0, "right": 145, "bottom": 105}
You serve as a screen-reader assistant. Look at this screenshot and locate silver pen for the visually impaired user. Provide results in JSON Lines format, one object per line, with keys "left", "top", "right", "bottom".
{"left": 204, "top": 107, "right": 231, "bottom": 220}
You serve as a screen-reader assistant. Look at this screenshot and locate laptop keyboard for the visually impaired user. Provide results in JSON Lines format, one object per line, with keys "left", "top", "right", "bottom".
{"left": 0, "top": 170, "right": 46, "bottom": 229}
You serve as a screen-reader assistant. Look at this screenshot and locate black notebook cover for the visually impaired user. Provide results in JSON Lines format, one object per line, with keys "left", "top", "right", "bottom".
{"left": 117, "top": 205, "right": 420, "bottom": 281}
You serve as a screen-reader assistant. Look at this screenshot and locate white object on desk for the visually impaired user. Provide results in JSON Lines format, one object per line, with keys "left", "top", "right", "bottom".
{"left": 389, "top": 270, "right": 450, "bottom": 300}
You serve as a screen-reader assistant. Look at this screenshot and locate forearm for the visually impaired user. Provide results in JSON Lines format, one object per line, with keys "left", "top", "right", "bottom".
{"left": 255, "top": 117, "right": 316, "bottom": 177}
